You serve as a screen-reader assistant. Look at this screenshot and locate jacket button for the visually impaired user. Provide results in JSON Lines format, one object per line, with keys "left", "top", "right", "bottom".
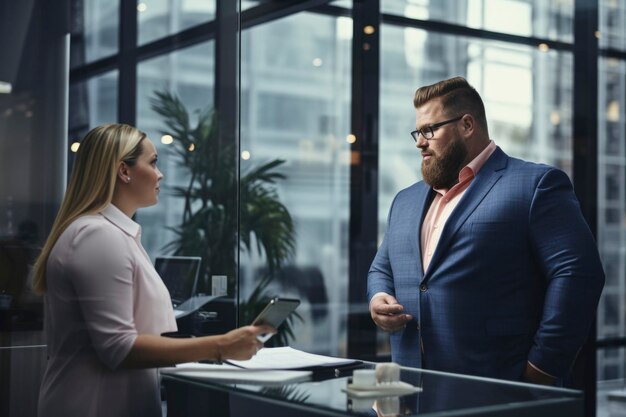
{"left": 419, "top": 284, "right": 428, "bottom": 292}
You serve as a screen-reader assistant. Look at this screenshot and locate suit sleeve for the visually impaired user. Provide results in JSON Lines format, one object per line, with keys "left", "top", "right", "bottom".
{"left": 367, "top": 195, "right": 399, "bottom": 302}
{"left": 527, "top": 168, "right": 605, "bottom": 377}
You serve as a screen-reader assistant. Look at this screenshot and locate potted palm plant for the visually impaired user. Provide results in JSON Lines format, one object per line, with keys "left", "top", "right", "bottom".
{"left": 150, "top": 91, "right": 299, "bottom": 346}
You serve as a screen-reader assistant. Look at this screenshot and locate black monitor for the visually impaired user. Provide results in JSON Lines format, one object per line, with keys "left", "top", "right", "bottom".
{"left": 154, "top": 256, "right": 201, "bottom": 307}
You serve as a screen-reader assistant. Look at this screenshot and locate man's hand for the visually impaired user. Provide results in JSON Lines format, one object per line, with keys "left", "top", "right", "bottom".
{"left": 369, "top": 294, "right": 413, "bottom": 333}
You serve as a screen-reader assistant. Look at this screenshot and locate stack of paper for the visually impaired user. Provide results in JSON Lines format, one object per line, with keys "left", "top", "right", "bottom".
{"left": 344, "top": 381, "right": 421, "bottom": 398}
{"left": 161, "top": 362, "right": 311, "bottom": 386}
{"left": 162, "top": 347, "right": 361, "bottom": 386}
{"left": 227, "top": 346, "right": 361, "bottom": 370}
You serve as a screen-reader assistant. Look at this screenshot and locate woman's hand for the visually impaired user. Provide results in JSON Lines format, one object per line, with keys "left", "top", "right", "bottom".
{"left": 217, "top": 325, "right": 276, "bottom": 361}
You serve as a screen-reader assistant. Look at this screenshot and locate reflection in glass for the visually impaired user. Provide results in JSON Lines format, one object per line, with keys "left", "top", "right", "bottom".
{"left": 70, "top": 0, "right": 120, "bottom": 68}
{"left": 598, "top": 348, "right": 625, "bottom": 382}
{"left": 240, "top": 12, "right": 351, "bottom": 356}
{"left": 381, "top": 0, "right": 573, "bottom": 43}
{"left": 241, "top": 1, "right": 259, "bottom": 12}
{"left": 138, "top": 0, "right": 216, "bottom": 45}
{"left": 136, "top": 42, "right": 246, "bottom": 337}
{"left": 69, "top": 70, "right": 119, "bottom": 140}
{"left": 164, "top": 363, "right": 581, "bottom": 416}
{"left": 600, "top": 0, "right": 626, "bottom": 51}
{"left": 331, "top": 0, "right": 352, "bottom": 7}
{"left": 149, "top": 90, "right": 297, "bottom": 344}
{"left": 598, "top": 57, "right": 626, "bottom": 382}
{"left": 136, "top": 42, "right": 215, "bottom": 271}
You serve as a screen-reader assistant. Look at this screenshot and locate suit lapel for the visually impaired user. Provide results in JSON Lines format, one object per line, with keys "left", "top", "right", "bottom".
{"left": 423, "top": 147, "right": 508, "bottom": 280}
{"left": 411, "top": 184, "right": 436, "bottom": 276}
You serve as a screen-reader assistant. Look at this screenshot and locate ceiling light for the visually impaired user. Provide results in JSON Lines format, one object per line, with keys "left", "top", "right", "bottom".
{"left": 0, "top": 81, "right": 12, "bottom": 94}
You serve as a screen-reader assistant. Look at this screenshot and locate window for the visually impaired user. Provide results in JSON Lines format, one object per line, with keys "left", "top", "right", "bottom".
{"left": 240, "top": 11, "right": 351, "bottom": 355}
{"left": 70, "top": 0, "right": 120, "bottom": 67}
{"left": 138, "top": 0, "right": 216, "bottom": 45}
{"left": 136, "top": 42, "right": 215, "bottom": 281}
{"left": 381, "top": 0, "right": 573, "bottom": 42}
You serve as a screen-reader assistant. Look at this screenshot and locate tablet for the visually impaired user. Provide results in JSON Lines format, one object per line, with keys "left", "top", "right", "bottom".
{"left": 252, "top": 297, "right": 300, "bottom": 342}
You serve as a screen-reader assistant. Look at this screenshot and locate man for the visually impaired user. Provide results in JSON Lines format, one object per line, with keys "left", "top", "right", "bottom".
{"left": 368, "top": 76, "right": 605, "bottom": 385}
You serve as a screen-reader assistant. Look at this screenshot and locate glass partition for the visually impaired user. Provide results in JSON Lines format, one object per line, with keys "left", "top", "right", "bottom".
{"left": 70, "top": 0, "right": 120, "bottom": 68}
{"left": 135, "top": 36, "right": 238, "bottom": 335}
{"left": 597, "top": 2, "right": 626, "bottom": 411}
{"left": 597, "top": 57, "right": 626, "bottom": 382}
{"left": 599, "top": 0, "right": 626, "bottom": 51}
{"left": 69, "top": 70, "right": 119, "bottom": 140}
{"left": 381, "top": 0, "right": 574, "bottom": 43}
{"left": 136, "top": 42, "right": 215, "bottom": 266}
{"left": 138, "top": 0, "right": 216, "bottom": 45}
{"left": 239, "top": 11, "right": 352, "bottom": 355}
{"left": 0, "top": 2, "right": 69, "bottom": 416}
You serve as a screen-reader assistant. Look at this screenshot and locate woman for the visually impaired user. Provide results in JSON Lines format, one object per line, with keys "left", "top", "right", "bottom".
{"left": 33, "top": 124, "right": 273, "bottom": 417}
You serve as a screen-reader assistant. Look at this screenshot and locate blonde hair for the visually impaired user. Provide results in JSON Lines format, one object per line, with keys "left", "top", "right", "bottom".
{"left": 32, "top": 124, "right": 146, "bottom": 294}
{"left": 413, "top": 76, "right": 489, "bottom": 133}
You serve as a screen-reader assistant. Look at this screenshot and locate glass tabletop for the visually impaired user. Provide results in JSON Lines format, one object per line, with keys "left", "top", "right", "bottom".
{"left": 162, "top": 363, "right": 582, "bottom": 416}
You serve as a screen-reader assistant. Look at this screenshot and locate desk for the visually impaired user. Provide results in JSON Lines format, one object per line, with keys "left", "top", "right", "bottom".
{"left": 162, "top": 363, "right": 583, "bottom": 417}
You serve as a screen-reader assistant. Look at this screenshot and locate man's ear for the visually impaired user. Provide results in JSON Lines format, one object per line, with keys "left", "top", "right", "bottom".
{"left": 461, "top": 114, "right": 475, "bottom": 138}
{"left": 117, "top": 162, "right": 130, "bottom": 183}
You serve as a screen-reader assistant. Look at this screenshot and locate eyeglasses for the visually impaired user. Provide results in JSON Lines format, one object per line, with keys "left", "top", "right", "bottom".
{"left": 410, "top": 115, "right": 463, "bottom": 142}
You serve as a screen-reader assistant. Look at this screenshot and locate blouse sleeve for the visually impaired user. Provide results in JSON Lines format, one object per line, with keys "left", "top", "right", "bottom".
{"left": 65, "top": 221, "right": 138, "bottom": 370}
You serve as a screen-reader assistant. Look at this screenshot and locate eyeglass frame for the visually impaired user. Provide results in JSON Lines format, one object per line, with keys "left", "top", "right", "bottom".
{"left": 411, "top": 115, "right": 463, "bottom": 142}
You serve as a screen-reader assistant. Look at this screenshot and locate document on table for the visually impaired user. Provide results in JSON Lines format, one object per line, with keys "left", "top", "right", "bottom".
{"left": 161, "top": 362, "right": 311, "bottom": 386}
{"left": 226, "top": 346, "right": 362, "bottom": 370}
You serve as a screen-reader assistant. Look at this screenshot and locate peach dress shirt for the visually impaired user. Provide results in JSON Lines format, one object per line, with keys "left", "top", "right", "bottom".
{"left": 421, "top": 141, "right": 496, "bottom": 271}
{"left": 38, "top": 204, "right": 177, "bottom": 417}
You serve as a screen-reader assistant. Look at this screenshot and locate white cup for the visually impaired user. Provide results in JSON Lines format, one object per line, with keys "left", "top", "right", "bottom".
{"left": 375, "top": 362, "right": 401, "bottom": 383}
{"left": 351, "top": 369, "right": 377, "bottom": 388}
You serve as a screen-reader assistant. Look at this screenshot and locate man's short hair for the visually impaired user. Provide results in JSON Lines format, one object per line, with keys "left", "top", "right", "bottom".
{"left": 413, "top": 76, "right": 488, "bottom": 131}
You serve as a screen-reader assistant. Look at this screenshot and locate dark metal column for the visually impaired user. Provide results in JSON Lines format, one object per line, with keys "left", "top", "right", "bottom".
{"left": 348, "top": 0, "right": 380, "bottom": 360}
{"left": 215, "top": 0, "right": 239, "bottom": 328}
{"left": 573, "top": 1, "right": 599, "bottom": 416}
{"left": 118, "top": 0, "right": 137, "bottom": 124}
{"left": 215, "top": 0, "right": 239, "bottom": 146}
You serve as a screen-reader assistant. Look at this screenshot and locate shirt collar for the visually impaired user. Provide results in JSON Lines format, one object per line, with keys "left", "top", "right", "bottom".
{"left": 100, "top": 204, "right": 141, "bottom": 238}
{"left": 464, "top": 140, "right": 496, "bottom": 177}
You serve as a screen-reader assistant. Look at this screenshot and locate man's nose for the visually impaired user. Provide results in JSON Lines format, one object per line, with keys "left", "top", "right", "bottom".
{"left": 416, "top": 136, "right": 428, "bottom": 149}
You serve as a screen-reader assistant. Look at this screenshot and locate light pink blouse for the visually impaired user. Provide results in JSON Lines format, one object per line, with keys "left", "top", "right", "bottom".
{"left": 38, "top": 204, "right": 177, "bottom": 417}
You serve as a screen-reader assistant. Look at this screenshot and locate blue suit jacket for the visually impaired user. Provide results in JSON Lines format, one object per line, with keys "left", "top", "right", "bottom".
{"left": 368, "top": 147, "right": 605, "bottom": 381}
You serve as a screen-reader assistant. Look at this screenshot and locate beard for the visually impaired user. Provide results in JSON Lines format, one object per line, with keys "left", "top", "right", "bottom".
{"left": 421, "top": 135, "right": 468, "bottom": 189}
